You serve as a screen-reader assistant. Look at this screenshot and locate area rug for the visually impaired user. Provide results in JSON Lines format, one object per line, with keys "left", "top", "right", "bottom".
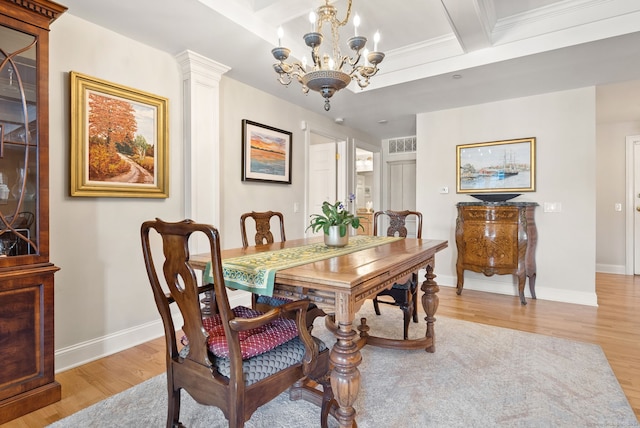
{"left": 49, "top": 304, "right": 638, "bottom": 428}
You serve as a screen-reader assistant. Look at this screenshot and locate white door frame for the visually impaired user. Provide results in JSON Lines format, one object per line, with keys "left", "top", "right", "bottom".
{"left": 304, "top": 125, "right": 349, "bottom": 234}
{"left": 626, "top": 135, "right": 640, "bottom": 274}
{"left": 353, "top": 139, "right": 382, "bottom": 212}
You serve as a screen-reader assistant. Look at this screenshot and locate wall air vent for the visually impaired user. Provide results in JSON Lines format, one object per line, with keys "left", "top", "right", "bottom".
{"left": 388, "top": 136, "right": 417, "bottom": 154}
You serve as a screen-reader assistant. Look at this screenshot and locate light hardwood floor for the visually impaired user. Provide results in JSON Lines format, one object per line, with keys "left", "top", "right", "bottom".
{"left": 3, "top": 272, "right": 639, "bottom": 427}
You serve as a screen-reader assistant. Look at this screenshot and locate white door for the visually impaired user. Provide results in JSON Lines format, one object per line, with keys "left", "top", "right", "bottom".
{"left": 307, "top": 142, "right": 336, "bottom": 237}
{"left": 386, "top": 160, "right": 418, "bottom": 237}
{"left": 634, "top": 139, "right": 640, "bottom": 273}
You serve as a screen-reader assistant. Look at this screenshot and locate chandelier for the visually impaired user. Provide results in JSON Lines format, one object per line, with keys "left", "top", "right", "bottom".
{"left": 271, "top": 0, "right": 385, "bottom": 111}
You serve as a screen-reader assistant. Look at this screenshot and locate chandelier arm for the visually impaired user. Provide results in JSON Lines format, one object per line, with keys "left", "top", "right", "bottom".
{"left": 350, "top": 73, "right": 370, "bottom": 89}
{"left": 350, "top": 64, "right": 380, "bottom": 86}
{"left": 277, "top": 74, "right": 293, "bottom": 86}
{"left": 337, "top": 55, "right": 349, "bottom": 72}
{"left": 337, "top": 0, "right": 353, "bottom": 27}
{"left": 290, "top": 65, "right": 306, "bottom": 81}
{"left": 274, "top": 61, "right": 308, "bottom": 86}
{"left": 360, "top": 65, "right": 379, "bottom": 79}
{"left": 345, "top": 52, "right": 362, "bottom": 70}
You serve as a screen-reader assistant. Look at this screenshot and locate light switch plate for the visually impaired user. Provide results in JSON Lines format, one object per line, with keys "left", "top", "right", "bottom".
{"left": 543, "top": 202, "right": 562, "bottom": 213}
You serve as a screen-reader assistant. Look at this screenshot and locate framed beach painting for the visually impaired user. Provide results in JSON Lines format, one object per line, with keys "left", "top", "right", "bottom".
{"left": 456, "top": 137, "right": 536, "bottom": 194}
{"left": 70, "top": 71, "right": 169, "bottom": 198}
{"left": 242, "top": 119, "right": 292, "bottom": 184}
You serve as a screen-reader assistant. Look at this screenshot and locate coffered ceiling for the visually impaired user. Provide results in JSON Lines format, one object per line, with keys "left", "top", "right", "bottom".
{"left": 61, "top": 0, "right": 640, "bottom": 138}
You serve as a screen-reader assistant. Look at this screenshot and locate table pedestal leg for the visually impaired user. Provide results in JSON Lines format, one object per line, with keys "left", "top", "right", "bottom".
{"left": 330, "top": 321, "right": 361, "bottom": 428}
{"left": 421, "top": 264, "right": 439, "bottom": 353}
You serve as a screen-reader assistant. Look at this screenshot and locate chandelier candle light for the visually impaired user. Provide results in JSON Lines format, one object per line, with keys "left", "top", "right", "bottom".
{"left": 271, "top": 0, "right": 385, "bottom": 111}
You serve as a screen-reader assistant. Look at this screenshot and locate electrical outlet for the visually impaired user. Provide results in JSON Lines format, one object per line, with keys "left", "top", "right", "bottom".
{"left": 614, "top": 203, "right": 622, "bottom": 212}
{"left": 439, "top": 186, "right": 449, "bottom": 194}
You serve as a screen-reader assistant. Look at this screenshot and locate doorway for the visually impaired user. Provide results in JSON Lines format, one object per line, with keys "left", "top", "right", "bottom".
{"left": 385, "top": 160, "right": 418, "bottom": 237}
{"left": 306, "top": 130, "right": 382, "bottom": 237}
{"left": 626, "top": 135, "right": 640, "bottom": 274}
{"left": 306, "top": 129, "right": 345, "bottom": 237}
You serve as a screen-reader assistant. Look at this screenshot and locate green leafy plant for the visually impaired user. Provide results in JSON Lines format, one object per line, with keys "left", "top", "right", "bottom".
{"left": 307, "top": 200, "right": 364, "bottom": 237}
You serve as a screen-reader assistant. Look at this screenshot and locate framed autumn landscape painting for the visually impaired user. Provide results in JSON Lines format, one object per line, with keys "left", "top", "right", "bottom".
{"left": 70, "top": 72, "right": 169, "bottom": 197}
{"left": 241, "top": 119, "right": 292, "bottom": 184}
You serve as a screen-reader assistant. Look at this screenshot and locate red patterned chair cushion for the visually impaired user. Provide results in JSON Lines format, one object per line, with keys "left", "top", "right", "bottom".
{"left": 187, "top": 306, "right": 300, "bottom": 360}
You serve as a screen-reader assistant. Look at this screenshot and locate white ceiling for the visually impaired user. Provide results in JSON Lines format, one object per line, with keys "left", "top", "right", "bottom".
{"left": 60, "top": 0, "right": 640, "bottom": 139}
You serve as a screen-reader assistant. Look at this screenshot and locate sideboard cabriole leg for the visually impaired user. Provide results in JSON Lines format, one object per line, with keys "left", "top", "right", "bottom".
{"left": 517, "top": 273, "right": 527, "bottom": 305}
{"left": 528, "top": 273, "right": 537, "bottom": 299}
{"left": 455, "top": 212, "right": 465, "bottom": 296}
{"left": 456, "top": 266, "right": 464, "bottom": 295}
{"left": 421, "top": 264, "right": 440, "bottom": 353}
{"left": 525, "top": 204, "right": 538, "bottom": 300}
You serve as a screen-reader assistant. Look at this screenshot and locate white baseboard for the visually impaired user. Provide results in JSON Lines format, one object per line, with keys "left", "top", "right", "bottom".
{"left": 54, "top": 318, "right": 167, "bottom": 373}
{"left": 595, "top": 263, "right": 626, "bottom": 275}
{"left": 55, "top": 291, "right": 251, "bottom": 373}
{"left": 436, "top": 274, "right": 598, "bottom": 307}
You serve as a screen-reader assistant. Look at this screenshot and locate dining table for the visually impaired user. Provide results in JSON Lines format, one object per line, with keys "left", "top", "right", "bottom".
{"left": 191, "top": 235, "right": 448, "bottom": 428}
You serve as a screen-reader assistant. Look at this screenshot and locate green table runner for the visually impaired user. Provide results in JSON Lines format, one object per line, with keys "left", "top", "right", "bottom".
{"left": 203, "top": 235, "right": 402, "bottom": 296}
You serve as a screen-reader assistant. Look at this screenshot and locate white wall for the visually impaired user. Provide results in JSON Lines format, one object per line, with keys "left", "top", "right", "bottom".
{"left": 417, "top": 88, "right": 598, "bottom": 306}
{"left": 50, "top": 14, "right": 185, "bottom": 369}
{"left": 48, "top": 14, "right": 379, "bottom": 371}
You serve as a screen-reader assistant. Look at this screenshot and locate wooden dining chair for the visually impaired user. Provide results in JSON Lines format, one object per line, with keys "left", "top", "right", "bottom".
{"left": 240, "top": 211, "right": 286, "bottom": 248}
{"left": 372, "top": 210, "right": 423, "bottom": 340}
{"left": 141, "top": 218, "right": 334, "bottom": 428}
{"left": 240, "top": 210, "right": 326, "bottom": 328}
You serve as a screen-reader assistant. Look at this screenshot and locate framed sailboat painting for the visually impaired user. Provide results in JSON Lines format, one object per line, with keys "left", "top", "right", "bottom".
{"left": 456, "top": 137, "right": 536, "bottom": 194}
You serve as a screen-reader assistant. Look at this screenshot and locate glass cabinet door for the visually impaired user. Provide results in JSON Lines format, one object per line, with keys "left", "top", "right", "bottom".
{"left": 0, "top": 25, "right": 39, "bottom": 258}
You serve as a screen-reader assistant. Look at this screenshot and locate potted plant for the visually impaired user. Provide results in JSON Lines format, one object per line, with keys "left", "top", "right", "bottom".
{"left": 307, "top": 199, "right": 364, "bottom": 247}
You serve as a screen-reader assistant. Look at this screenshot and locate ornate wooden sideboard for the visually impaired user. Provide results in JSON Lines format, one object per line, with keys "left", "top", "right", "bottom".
{"left": 455, "top": 202, "right": 538, "bottom": 305}
{"left": 0, "top": 0, "right": 66, "bottom": 423}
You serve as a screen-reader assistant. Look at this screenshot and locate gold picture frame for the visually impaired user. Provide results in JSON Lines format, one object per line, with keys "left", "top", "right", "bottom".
{"left": 457, "top": 137, "right": 536, "bottom": 194}
{"left": 70, "top": 71, "right": 169, "bottom": 198}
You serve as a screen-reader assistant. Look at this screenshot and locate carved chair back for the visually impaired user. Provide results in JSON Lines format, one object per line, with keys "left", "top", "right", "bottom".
{"left": 240, "top": 211, "right": 286, "bottom": 248}
{"left": 373, "top": 209, "right": 423, "bottom": 239}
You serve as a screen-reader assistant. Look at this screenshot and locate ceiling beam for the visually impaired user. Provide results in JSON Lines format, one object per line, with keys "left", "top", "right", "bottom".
{"left": 440, "top": 0, "right": 495, "bottom": 52}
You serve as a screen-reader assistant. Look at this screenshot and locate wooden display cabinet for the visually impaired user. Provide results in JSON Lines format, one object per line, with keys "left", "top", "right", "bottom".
{"left": 0, "top": 0, "right": 66, "bottom": 423}
{"left": 455, "top": 202, "right": 538, "bottom": 305}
